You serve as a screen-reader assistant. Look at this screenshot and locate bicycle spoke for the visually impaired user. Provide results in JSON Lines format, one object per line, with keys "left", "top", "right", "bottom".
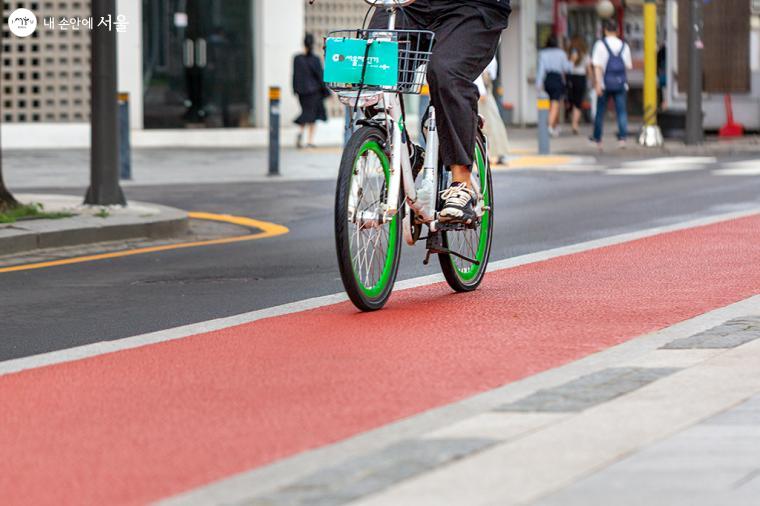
{"left": 348, "top": 149, "right": 392, "bottom": 291}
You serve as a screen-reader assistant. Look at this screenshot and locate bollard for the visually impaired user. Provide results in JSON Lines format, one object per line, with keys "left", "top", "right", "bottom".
{"left": 268, "top": 86, "right": 281, "bottom": 177}
{"left": 418, "top": 84, "right": 430, "bottom": 148}
{"left": 537, "top": 95, "right": 551, "bottom": 155}
{"left": 118, "top": 92, "right": 131, "bottom": 180}
{"left": 638, "top": 0, "right": 664, "bottom": 147}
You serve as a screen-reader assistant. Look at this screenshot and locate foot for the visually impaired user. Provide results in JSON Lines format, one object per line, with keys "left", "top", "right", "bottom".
{"left": 438, "top": 182, "right": 477, "bottom": 224}
{"left": 548, "top": 127, "right": 560, "bottom": 138}
{"left": 588, "top": 137, "right": 603, "bottom": 151}
{"left": 617, "top": 139, "right": 627, "bottom": 149}
{"left": 296, "top": 133, "right": 304, "bottom": 149}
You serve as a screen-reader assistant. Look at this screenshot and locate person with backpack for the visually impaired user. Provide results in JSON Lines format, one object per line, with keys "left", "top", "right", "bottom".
{"left": 590, "top": 19, "right": 632, "bottom": 148}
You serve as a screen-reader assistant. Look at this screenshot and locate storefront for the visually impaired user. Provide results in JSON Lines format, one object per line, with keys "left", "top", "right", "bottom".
{"left": 142, "top": 1, "right": 255, "bottom": 129}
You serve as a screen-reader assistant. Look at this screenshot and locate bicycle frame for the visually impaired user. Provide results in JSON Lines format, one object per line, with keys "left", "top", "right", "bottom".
{"left": 357, "top": 2, "right": 484, "bottom": 241}
{"left": 368, "top": 5, "right": 439, "bottom": 232}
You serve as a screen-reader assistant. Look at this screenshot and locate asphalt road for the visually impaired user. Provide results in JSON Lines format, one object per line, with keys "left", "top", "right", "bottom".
{"left": 1, "top": 157, "right": 759, "bottom": 361}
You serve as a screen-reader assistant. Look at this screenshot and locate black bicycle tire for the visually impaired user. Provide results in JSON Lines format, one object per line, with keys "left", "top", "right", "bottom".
{"left": 438, "top": 135, "right": 494, "bottom": 292}
{"left": 334, "top": 126, "right": 402, "bottom": 311}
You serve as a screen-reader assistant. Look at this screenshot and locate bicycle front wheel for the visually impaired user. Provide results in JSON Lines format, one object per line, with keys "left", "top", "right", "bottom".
{"left": 438, "top": 136, "right": 494, "bottom": 292}
{"left": 335, "top": 126, "right": 401, "bottom": 311}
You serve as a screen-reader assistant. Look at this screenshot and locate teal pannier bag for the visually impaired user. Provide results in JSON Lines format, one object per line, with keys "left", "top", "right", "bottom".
{"left": 324, "top": 38, "right": 399, "bottom": 88}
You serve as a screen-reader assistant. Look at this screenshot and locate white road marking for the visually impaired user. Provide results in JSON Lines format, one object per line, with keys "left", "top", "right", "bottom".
{"left": 607, "top": 156, "right": 716, "bottom": 175}
{"left": 0, "top": 208, "right": 758, "bottom": 379}
{"left": 713, "top": 160, "right": 760, "bottom": 176}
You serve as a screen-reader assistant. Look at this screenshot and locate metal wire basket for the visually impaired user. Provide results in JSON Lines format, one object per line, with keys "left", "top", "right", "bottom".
{"left": 324, "top": 29, "right": 435, "bottom": 95}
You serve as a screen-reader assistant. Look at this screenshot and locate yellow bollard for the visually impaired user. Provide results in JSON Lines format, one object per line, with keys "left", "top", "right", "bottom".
{"left": 639, "top": 0, "right": 664, "bottom": 147}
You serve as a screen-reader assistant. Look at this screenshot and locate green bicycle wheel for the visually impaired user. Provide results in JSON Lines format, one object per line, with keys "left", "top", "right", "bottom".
{"left": 335, "top": 126, "right": 402, "bottom": 311}
{"left": 438, "top": 136, "right": 494, "bottom": 292}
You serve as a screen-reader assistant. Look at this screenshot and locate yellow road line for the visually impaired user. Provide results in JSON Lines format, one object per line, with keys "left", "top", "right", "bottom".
{"left": 493, "top": 155, "right": 575, "bottom": 171}
{"left": 509, "top": 148, "right": 537, "bottom": 155}
{"left": 0, "top": 212, "right": 289, "bottom": 274}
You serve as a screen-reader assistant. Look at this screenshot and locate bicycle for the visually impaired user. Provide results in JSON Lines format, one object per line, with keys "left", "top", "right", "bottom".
{"left": 326, "top": 0, "right": 494, "bottom": 311}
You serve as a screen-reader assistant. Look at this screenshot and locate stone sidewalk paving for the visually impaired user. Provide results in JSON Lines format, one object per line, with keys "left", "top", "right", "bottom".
{"left": 5, "top": 123, "right": 759, "bottom": 190}
{"left": 164, "top": 296, "right": 760, "bottom": 506}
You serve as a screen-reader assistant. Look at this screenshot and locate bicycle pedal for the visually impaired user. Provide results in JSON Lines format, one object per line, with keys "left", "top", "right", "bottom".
{"left": 437, "top": 221, "right": 479, "bottom": 232}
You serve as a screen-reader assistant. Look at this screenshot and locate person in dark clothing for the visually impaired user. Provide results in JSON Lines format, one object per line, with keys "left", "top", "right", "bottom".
{"left": 293, "top": 33, "right": 328, "bottom": 148}
{"left": 370, "top": 0, "right": 511, "bottom": 224}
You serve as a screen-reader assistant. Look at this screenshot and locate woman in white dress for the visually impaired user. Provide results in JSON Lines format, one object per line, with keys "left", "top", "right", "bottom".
{"left": 475, "top": 57, "right": 510, "bottom": 164}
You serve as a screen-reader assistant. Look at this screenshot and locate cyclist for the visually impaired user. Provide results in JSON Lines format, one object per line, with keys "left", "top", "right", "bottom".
{"left": 370, "top": 0, "right": 511, "bottom": 224}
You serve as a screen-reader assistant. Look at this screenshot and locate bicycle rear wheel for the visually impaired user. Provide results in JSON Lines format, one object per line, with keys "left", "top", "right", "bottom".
{"left": 335, "top": 126, "right": 401, "bottom": 311}
{"left": 438, "top": 136, "right": 494, "bottom": 292}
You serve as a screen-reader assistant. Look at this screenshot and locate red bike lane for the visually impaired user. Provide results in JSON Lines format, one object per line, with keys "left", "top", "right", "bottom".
{"left": 1, "top": 214, "right": 759, "bottom": 505}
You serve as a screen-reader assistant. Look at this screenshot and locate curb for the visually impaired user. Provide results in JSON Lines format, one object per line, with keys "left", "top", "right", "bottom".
{"left": 0, "top": 197, "right": 189, "bottom": 256}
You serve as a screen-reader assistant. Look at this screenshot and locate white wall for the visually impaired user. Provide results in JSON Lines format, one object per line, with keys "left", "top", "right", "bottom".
{"left": 500, "top": 1, "right": 539, "bottom": 126}
{"left": 116, "top": 0, "right": 143, "bottom": 130}
{"left": 254, "top": 0, "right": 304, "bottom": 128}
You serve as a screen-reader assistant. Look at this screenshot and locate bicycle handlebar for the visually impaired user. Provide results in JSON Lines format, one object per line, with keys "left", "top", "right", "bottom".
{"left": 362, "top": 0, "right": 417, "bottom": 7}
{"left": 309, "top": 0, "right": 417, "bottom": 8}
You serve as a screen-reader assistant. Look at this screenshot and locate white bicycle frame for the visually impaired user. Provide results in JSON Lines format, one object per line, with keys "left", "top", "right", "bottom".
{"left": 357, "top": 0, "right": 484, "bottom": 244}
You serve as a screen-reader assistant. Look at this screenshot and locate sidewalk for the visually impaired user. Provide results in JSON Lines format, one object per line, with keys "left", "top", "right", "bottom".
{"left": 0, "top": 194, "right": 188, "bottom": 255}
{"left": 4, "top": 147, "right": 343, "bottom": 189}
{"left": 4, "top": 122, "right": 759, "bottom": 190}
{"left": 508, "top": 124, "right": 760, "bottom": 157}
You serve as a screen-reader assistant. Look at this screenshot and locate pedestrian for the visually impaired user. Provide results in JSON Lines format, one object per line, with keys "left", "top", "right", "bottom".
{"left": 590, "top": 19, "right": 633, "bottom": 148}
{"left": 536, "top": 34, "right": 571, "bottom": 137}
{"left": 475, "top": 57, "right": 510, "bottom": 164}
{"left": 293, "top": 33, "right": 328, "bottom": 149}
{"left": 657, "top": 43, "right": 668, "bottom": 110}
{"left": 566, "top": 36, "right": 592, "bottom": 135}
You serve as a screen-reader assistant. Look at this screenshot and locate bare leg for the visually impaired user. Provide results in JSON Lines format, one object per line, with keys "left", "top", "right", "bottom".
{"left": 571, "top": 107, "right": 582, "bottom": 133}
{"left": 451, "top": 164, "right": 472, "bottom": 187}
{"left": 297, "top": 125, "right": 306, "bottom": 148}
{"left": 549, "top": 101, "right": 561, "bottom": 129}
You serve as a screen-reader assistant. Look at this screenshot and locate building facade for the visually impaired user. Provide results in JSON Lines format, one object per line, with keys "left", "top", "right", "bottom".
{"left": 2, "top": 0, "right": 305, "bottom": 148}
{"left": 3, "top": 0, "right": 757, "bottom": 149}
{"left": 666, "top": 0, "right": 760, "bottom": 129}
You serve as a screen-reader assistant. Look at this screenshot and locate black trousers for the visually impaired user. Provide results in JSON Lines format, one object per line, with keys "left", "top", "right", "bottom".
{"left": 370, "top": 1, "right": 510, "bottom": 167}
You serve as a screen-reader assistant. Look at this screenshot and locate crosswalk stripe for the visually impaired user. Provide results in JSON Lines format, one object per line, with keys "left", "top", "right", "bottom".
{"left": 713, "top": 160, "right": 760, "bottom": 176}
{"left": 607, "top": 157, "right": 716, "bottom": 175}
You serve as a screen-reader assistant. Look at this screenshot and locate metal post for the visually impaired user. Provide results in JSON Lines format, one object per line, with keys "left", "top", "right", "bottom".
{"left": 268, "top": 86, "right": 281, "bottom": 177}
{"left": 537, "top": 95, "right": 551, "bottom": 155}
{"left": 685, "top": 0, "right": 704, "bottom": 145}
{"left": 85, "top": 0, "right": 126, "bottom": 206}
{"left": 118, "top": 92, "right": 132, "bottom": 180}
{"left": 639, "top": 0, "right": 663, "bottom": 147}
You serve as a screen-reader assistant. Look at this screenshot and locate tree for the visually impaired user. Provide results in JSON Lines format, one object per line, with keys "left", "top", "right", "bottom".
{"left": 0, "top": 162, "right": 19, "bottom": 212}
{"left": 0, "top": 32, "right": 19, "bottom": 212}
